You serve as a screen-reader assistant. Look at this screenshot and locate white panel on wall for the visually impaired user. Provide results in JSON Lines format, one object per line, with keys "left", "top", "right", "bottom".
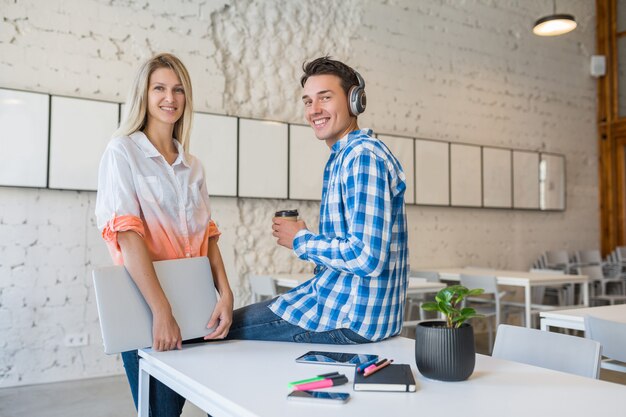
{"left": 450, "top": 143, "right": 482, "bottom": 207}
{"left": 190, "top": 113, "right": 238, "bottom": 197}
{"left": 513, "top": 150, "right": 540, "bottom": 209}
{"left": 482, "top": 147, "right": 512, "bottom": 208}
{"left": 49, "top": 96, "right": 119, "bottom": 191}
{"left": 0, "top": 89, "right": 49, "bottom": 188}
{"left": 378, "top": 134, "right": 415, "bottom": 204}
{"left": 238, "top": 118, "right": 288, "bottom": 198}
{"left": 289, "top": 124, "right": 328, "bottom": 200}
{"left": 540, "top": 154, "right": 566, "bottom": 210}
{"left": 415, "top": 139, "right": 449, "bottom": 205}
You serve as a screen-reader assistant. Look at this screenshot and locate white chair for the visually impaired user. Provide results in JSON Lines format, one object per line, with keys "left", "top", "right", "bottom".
{"left": 578, "top": 266, "right": 626, "bottom": 306}
{"left": 544, "top": 250, "right": 571, "bottom": 272}
{"left": 459, "top": 274, "right": 502, "bottom": 352}
{"left": 584, "top": 315, "right": 626, "bottom": 373}
{"left": 574, "top": 249, "right": 603, "bottom": 267}
{"left": 529, "top": 268, "right": 574, "bottom": 306}
{"left": 248, "top": 275, "right": 277, "bottom": 303}
{"left": 493, "top": 324, "right": 601, "bottom": 379}
{"left": 405, "top": 270, "right": 440, "bottom": 321}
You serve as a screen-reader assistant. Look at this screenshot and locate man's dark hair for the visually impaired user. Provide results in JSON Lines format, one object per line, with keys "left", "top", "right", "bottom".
{"left": 300, "top": 56, "right": 360, "bottom": 96}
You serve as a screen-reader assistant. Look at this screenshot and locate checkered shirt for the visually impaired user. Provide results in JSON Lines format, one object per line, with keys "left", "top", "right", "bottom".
{"left": 269, "top": 129, "right": 409, "bottom": 341}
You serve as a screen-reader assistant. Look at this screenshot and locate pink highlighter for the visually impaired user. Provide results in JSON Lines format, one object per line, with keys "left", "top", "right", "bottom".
{"left": 293, "top": 374, "right": 348, "bottom": 391}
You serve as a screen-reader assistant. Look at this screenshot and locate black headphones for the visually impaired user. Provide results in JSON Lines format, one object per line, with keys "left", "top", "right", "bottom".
{"left": 348, "top": 70, "right": 367, "bottom": 116}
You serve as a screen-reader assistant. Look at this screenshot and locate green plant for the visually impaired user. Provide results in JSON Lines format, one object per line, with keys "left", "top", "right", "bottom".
{"left": 421, "top": 285, "right": 485, "bottom": 328}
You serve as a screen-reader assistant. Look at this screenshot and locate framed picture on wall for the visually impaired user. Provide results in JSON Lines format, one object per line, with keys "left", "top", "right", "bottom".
{"left": 0, "top": 88, "right": 49, "bottom": 188}
{"left": 513, "top": 150, "right": 540, "bottom": 209}
{"left": 415, "top": 139, "right": 449, "bottom": 205}
{"left": 238, "top": 118, "right": 288, "bottom": 199}
{"left": 450, "top": 143, "right": 482, "bottom": 207}
{"left": 482, "top": 147, "right": 512, "bottom": 208}
{"left": 288, "top": 124, "right": 328, "bottom": 201}
{"left": 49, "top": 96, "right": 119, "bottom": 191}
{"left": 540, "top": 153, "right": 566, "bottom": 211}
{"left": 189, "top": 112, "right": 238, "bottom": 197}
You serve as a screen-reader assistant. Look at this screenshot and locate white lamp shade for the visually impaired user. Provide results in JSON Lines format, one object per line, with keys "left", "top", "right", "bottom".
{"left": 533, "top": 14, "right": 577, "bottom": 36}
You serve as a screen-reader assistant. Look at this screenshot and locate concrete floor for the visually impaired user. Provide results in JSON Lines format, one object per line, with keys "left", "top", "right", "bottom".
{"left": 1, "top": 331, "right": 624, "bottom": 417}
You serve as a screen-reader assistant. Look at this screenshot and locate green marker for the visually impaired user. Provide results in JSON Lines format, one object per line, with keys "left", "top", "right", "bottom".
{"left": 287, "top": 372, "right": 340, "bottom": 389}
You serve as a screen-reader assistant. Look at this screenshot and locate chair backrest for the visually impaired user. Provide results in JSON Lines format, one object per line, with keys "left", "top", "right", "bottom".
{"left": 585, "top": 315, "right": 626, "bottom": 363}
{"left": 493, "top": 324, "right": 601, "bottom": 379}
{"left": 248, "top": 275, "right": 277, "bottom": 302}
{"left": 577, "top": 265, "right": 603, "bottom": 281}
{"left": 575, "top": 250, "right": 603, "bottom": 266}
{"left": 459, "top": 274, "right": 498, "bottom": 294}
{"left": 544, "top": 251, "right": 570, "bottom": 271}
{"left": 409, "top": 270, "right": 439, "bottom": 282}
{"left": 459, "top": 274, "right": 500, "bottom": 324}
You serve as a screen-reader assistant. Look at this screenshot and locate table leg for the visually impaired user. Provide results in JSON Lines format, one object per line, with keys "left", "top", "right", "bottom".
{"left": 525, "top": 285, "right": 531, "bottom": 328}
{"left": 582, "top": 281, "right": 589, "bottom": 306}
{"left": 138, "top": 358, "right": 149, "bottom": 417}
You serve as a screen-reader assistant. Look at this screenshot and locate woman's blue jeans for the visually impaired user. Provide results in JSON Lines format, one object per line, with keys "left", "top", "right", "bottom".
{"left": 121, "top": 349, "right": 185, "bottom": 417}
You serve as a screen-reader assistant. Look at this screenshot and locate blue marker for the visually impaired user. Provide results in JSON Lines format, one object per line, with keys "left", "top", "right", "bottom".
{"left": 356, "top": 357, "right": 379, "bottom": 373}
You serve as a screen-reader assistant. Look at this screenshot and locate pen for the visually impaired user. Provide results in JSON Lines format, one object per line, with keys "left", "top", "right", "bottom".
{"left": 356, "top": 357, "right": 379, "bottom": 373}
{"left": 287, "top": 372, "right": 340, "bottom": 388}
{"left": 364, "top": 358, "right": 387, "bottom": 374}
{"left": 364, "top": 359, "right": 393, "bottom": 377}
{"left": 293, "top": 374, "right": 348, "bottom": 391}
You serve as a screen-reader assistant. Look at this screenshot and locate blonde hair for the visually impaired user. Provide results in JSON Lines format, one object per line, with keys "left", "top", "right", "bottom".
{"left": 115, "top": 53, "right": 194, "bottom": 151}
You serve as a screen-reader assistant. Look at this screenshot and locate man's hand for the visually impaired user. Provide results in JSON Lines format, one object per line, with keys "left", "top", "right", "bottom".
{"left": 272, "top": 217, "right": 307, "bottom": 249}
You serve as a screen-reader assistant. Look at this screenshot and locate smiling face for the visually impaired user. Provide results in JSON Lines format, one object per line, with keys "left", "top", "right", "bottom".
{"left": 302, "top": 74, "right": 358, "bottom": 147}
{"left": 146, "top": 67, "right": 185, "bottom": 129}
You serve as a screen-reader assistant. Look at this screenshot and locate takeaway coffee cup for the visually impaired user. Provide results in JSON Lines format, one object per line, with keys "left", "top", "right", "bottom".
{"left": 275, "top": 209, "right": 299, "bottom": 221}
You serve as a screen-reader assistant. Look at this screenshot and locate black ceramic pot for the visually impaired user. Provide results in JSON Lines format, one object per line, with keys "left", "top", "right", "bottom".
{"left": 414, "top": 321, "right": 476, "bottom": 381}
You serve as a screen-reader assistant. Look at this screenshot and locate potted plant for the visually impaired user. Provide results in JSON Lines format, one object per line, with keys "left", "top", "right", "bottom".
{"left": 414, "top": 285, "right": 484, "bottom": 381}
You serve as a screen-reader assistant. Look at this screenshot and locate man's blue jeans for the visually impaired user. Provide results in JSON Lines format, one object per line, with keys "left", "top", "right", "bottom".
{"left": 121, "top": 349, "right": 186, "bottom": 417}
{"left": 226, "top": 298, "right": 371, "bottom": 344}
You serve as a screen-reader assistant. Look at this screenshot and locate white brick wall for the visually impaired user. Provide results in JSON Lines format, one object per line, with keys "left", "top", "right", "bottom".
{"left": 0, "top": 0, "right": 597, "bottom": 387}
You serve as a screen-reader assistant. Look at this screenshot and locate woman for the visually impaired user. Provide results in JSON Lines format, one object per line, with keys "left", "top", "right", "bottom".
{"left": 95, "top": 53, "right": 233, "bottom": 417}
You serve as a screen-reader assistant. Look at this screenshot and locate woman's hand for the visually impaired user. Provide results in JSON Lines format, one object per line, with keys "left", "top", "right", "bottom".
{"left": 152, "top": 309, "right": 182, "bottom": 351}
{"left": 204, "top": 293, "right": 233, "bottom": 340}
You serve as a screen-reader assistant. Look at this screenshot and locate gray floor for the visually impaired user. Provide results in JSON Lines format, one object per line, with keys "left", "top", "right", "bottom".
{"left": 0, "top": 374, "right": 206, "bottom": 417}
{"left": 1, "top": 331, "right": 624, "bottom": 417}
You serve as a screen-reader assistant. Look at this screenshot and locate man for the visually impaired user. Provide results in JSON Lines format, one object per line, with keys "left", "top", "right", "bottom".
{"left": 226, "top": 56, "right": 408, "bottom": 344}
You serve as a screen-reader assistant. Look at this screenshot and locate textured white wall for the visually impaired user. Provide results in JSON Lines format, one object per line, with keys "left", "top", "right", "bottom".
{"left": 0, "top": 0, "right": 597, "bottom": 387}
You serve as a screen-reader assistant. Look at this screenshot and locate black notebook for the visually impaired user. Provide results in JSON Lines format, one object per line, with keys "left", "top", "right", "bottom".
{"left": 353, "top": 364, "right": 416, "bottom": 392}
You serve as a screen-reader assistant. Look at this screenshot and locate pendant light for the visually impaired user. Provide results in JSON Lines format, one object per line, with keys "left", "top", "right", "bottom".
{"left": 533, "top": 0, "right": 577, "bottom": 36}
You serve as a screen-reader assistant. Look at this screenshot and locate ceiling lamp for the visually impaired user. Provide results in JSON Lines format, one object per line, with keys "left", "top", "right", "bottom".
{"left": 533, "top": 1, "right": 577, "bottom": 36}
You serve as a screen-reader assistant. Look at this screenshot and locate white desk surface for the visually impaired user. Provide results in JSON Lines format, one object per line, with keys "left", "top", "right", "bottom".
{"left": 540, "top": 304, "right": 626, "bottom": 331}
{"left": 138, "top": 337, "right": 626, "bottom": 417}
{"left": 271, "top": 274, "right": 446, "bottom": 294}
{"left": 421, "top": 267, "right": 588, "bottom": 286}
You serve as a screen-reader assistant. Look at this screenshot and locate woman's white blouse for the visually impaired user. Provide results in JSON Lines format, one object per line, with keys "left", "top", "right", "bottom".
{"left": 95, "top": 131, "right": 219, "bottom": 265}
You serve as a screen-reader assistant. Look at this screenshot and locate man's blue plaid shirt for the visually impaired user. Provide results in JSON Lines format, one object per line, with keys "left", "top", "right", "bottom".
{"left": 269, "top": 129, "right": 409, "bottom": 341}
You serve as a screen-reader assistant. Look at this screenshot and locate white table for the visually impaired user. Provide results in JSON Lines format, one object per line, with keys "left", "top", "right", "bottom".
{"left": 138, "top": 337, "right": 626, "bottom": 417}
{"left": 540, "top": 304, "right": 626, "bottom": 332}
{"left": 270, "top": 273, "right": 446, "bottom": 295}
{"left": 421, "top": 268, "right": 589, "bottom": 328}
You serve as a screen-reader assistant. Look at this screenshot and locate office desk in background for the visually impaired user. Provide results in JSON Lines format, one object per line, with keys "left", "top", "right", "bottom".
{"left": 421, "top": 267, "right": 589, "bottom": 328}
{"left": 540, "top": 304, "right": 626, "bottom": 332}
{"left": 270, "top": 274, "right": 446, "bottom": 295}
{"left": 138, "top": 337, "right": 626, "bottom": 417}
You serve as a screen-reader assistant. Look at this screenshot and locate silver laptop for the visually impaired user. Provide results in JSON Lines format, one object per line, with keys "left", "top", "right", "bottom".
{"left": 92, "top": 257, "right": 217, "bottom": 354}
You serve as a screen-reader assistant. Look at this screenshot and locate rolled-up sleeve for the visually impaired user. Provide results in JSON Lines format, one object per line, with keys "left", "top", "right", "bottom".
{"left": 95, "top": 139, "right": 144, "bottom": 263}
